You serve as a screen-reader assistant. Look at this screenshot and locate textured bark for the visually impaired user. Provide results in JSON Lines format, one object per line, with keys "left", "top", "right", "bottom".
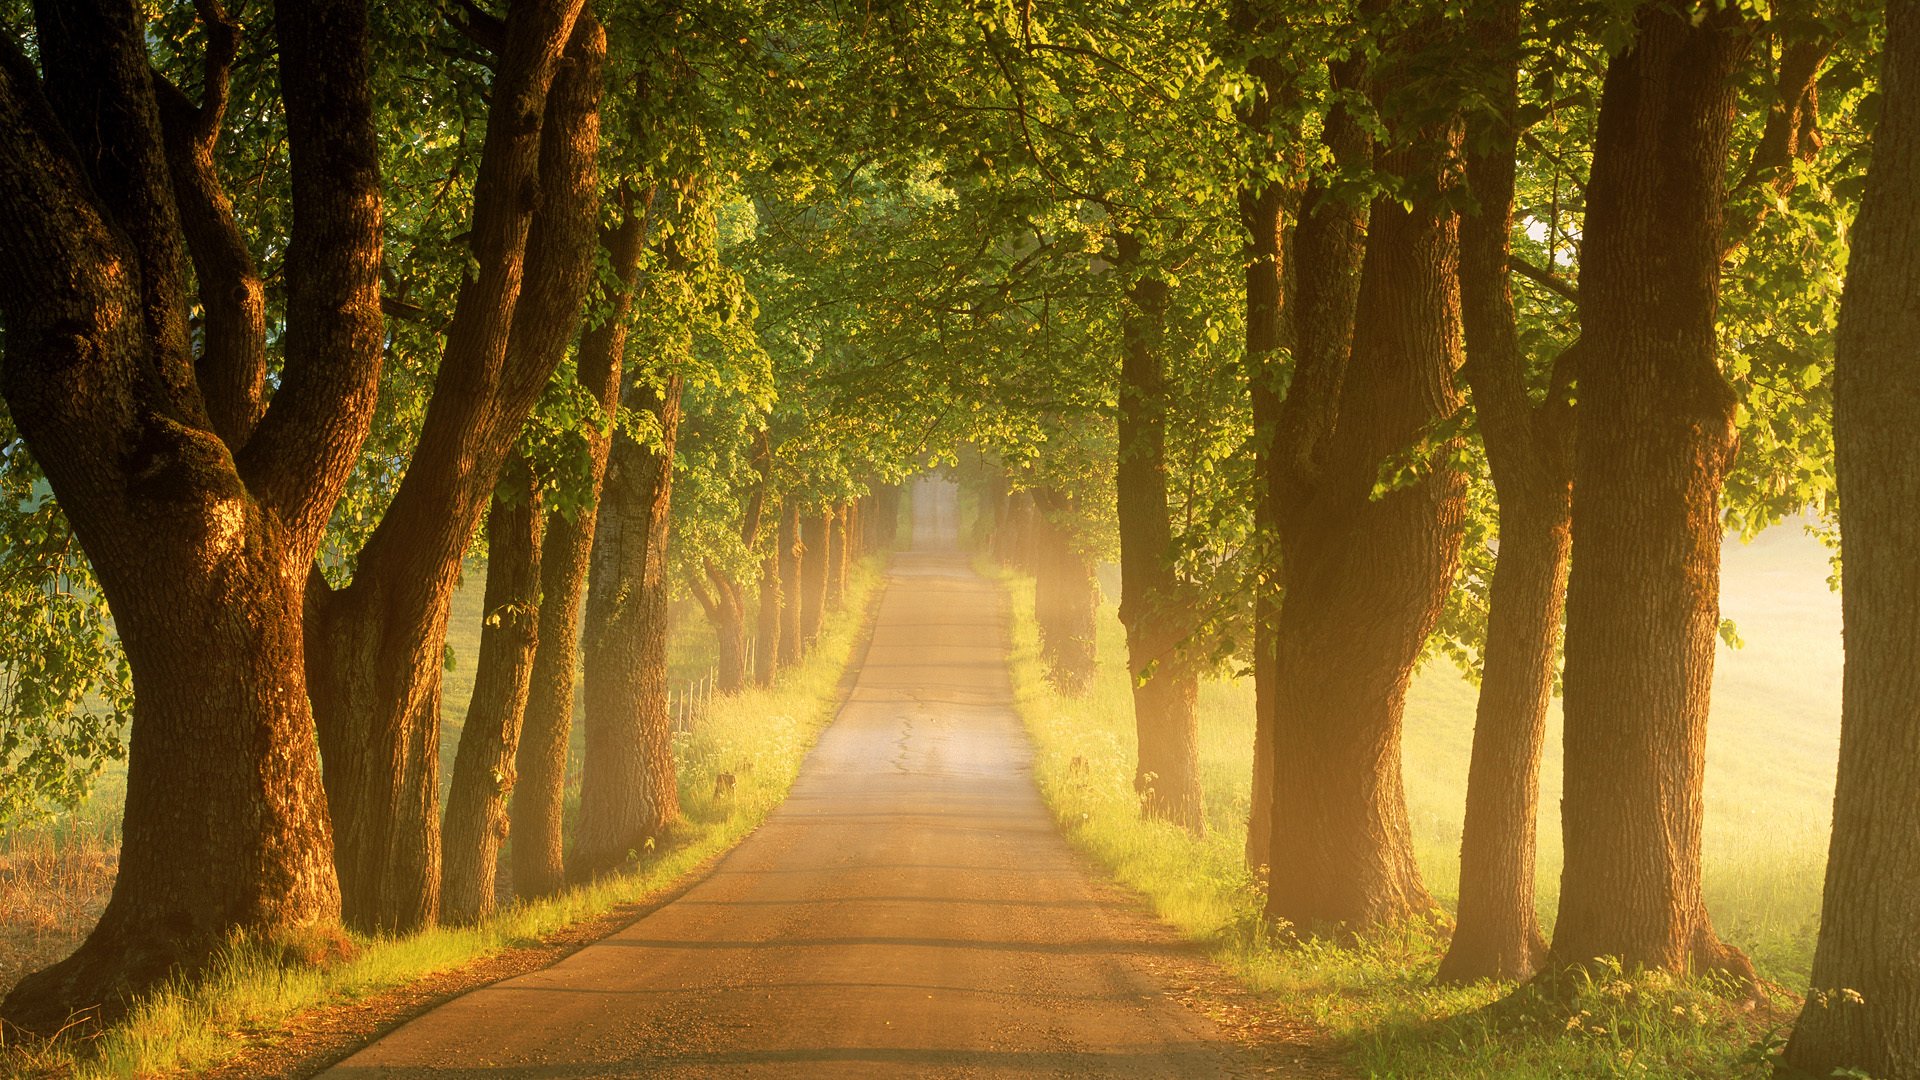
{"left": 1437, "top": 0, "right": 1570, "bottom": 985}
{"left": 1031, "top": 487, "right": 1098, "bottom": 695}
{"left": 441, "top": 458, "right": 543, "bottom": 925}
{"left": 800, "top": 507, "right": 831, "bottom": 648}
{"left": 308, "top": 4, "right": 597, "bottom": 933}
{"left": 1265, "top": 17, "right": 1463, "bottom": 934}
{"left": 776, "top": 499, "right": 805, "bottom": 664}
{"left": 511, "top": 187, "right": 651, "bottom": 901}
{"left": 572, "top": 375, "right": 684, "bottom": 881}
{"left": 0, "top": 0, "right": 382, "bottom": 1031}
{"left": 1114, "top": 232, "right": 1204, "bottom": 833}
{"left": 1547, "top": 2, "right": 1755, "bottom": 980}
{"left": 1782, "top": 1, "right": 1920, "bottom": 1072}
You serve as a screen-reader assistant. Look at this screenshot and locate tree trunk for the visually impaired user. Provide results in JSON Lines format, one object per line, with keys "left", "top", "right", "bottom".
{"left": 693, "top": 559, "right": 749, "bottom": 695}
{"left": 308, "top": 3, "right": 598, "bottom": 934}
{"left": 755, "top": 547, "right": 781, "bottom": 685}
{"left": 510, "top": 187, "right": 652, "bottom": 901}
{"left": 826, "top": 500, "right": 848, "bottom": 609}
{"left": 1782, "top": 1, "right": 1920, "bottom": 1072}
{"left": 572, "top": 375, "right": 684, "bottom": 881}
{"left": 778, "top": 499, "right": 805, "bottom": 665}
{"left": 441, "top": 458, "right": 543, "bottom": 925}
{"left": 1437, "top": 0, "right": 1570, "bottom": 985}
{"left": 1232, "top": 0, "right": 1294, "bottom": 863}
{"left": 1031, "top": 487, "right": 1098, "bottom": 695}
{"left": 1547, "top": 2, "right": 1754, "bottom": 980}
{"left": 0, "top": 0, "right": 382, "bottom": 1030}
{"left": 1113, "top": 232, "right": 1205, "bottom": 833}
{"left": 1265, "top": 26, "right": 1464, "bottom": 933}
{"left": 800, "top": 507, "right": 830, "bottom": 648}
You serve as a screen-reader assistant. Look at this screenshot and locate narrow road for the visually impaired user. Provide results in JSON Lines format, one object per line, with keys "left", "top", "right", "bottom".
{"left": 323, "top": 478, "right": 1276, "bottom": 1078}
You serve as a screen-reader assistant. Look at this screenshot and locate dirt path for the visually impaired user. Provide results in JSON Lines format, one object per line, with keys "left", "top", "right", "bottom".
{"left": 322, "top": 479, "right": 1319, "bottom": 1078}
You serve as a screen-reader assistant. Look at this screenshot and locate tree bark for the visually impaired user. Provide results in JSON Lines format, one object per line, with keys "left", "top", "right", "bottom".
{"left": 441, "top": 457, "right": 543, "bottom": 925}
{"left": 692, "top": 559, "right": 749, "bottom": 695}
{"left": 0, "top": 0, "right": 382, "bottom": 1030}
{"left": 800, "top": 507, "right": 831, "bottom": 648}
{"left": 1782, "top": 1, "right": 1920, "bottom": 1072}
{"left": 777, "top": 498, "right": 805, "bottom": 665}
{"left": 510, "top": 186, "right": 652, "bottom": 901}
{"left": 571, "top": 374, "right": 685, "bottom": 881}
{"left": 1113, "top": 231, "right": 1205, "bottom": 833}
{"left": 308, "top": 3, "right": 597, "bottom": 934}
{"left": 1437, "top": 0, "right": 1571, "bottom": 985}
{"left": 1265, "top": 17, "right": 1464, "bottom": 934}
{"left": 1547, "top": 1, "right": 1755, "bottom": 981}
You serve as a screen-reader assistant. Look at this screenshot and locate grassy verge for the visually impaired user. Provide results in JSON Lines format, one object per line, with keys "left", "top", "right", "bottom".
{"left": 2, "top": 560, "right": 884, "bottom": 1079}
{"left": 992, "top": 565, "right": 1797, "bottom": 1079}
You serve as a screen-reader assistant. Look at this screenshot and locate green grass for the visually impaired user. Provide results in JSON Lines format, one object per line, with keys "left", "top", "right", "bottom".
{"left": 993, "top": 524, "right": 1838, "bottom": 1078}
{"left": 1, "top": 560, "right": 883, "bottom": 1079}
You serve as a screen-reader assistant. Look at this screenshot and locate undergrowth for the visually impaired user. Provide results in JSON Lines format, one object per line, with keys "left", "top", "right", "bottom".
{"left": 0, "top": 561, "right": 882, "bottom": 1079}
{"left": 991, "top": 566, "right": 1802, "bottom": 1079}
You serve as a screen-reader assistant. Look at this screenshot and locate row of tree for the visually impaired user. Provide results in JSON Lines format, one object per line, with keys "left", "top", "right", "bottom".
{"left": 0, "top": 0, "right": 931, "bottom": 1035}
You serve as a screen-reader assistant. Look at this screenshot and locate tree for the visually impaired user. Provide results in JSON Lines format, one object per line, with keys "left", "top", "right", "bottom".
{"left": 1782, "top": 0, "right": 1920, "bottom": 1071}
{"left": 572, "top": 365, "right": 685, "bottom": 880}
{"left": 0, "top": 0, "right": 382, "bottom": 1030}
{"left": 1263, "top": 3, "right": 1466, "bottom": 935}
{"left": 509, "top": 187, "right": 651, "bottom": 900}
{"left": 1436, "top": 0, "right": 1571, "bottom": 984}
{"left": 440, "top": 458, "right": 543, "bottom": 924}
{"left": 1547, "top": 0, "right": 1757, "bottom": 980}
{"left": 306, "top": 0, "right": 602, "bottom": 933}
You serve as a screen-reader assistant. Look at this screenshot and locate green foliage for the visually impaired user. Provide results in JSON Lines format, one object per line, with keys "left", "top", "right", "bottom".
{"left": 0, "top": 431, "right": 131, "bottom": 830}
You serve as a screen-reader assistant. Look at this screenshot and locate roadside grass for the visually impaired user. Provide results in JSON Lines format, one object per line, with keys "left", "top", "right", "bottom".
{"left": 0, "top": 560, "right": 882, "bottom": 1079}
{"left": 993, "top": 526, "right": 1835, "bottom": 1078}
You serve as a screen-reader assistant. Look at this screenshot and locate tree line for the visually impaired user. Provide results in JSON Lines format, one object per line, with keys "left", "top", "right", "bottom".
{"left": 0, "top": 0, "right": 1915, "bottom": 1075}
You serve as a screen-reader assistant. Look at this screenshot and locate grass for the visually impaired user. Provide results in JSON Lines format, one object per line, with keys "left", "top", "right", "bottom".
{"left": 993, "top": 523, "right": 1840, "bottom": 1078}
{"left": 0, "top": 559, "right": 883, "bottom": 1079}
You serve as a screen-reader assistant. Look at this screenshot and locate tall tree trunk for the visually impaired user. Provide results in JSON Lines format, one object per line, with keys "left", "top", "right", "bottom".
{"left": 308, "top": 3, "right": 598, "bottom": 933}
{"left": 755, "top": 547, "right": 781, "bottom": 685}
{"left": 778, "top": 499, "right": 805, "bottom": 665}
{"left": 0, "top": 0, "right": 382, "bottom": 1030}
{"left": 1547, "top": 1, "right": 1755, "bottom": 980}
{"left": 826, "top": 500, "right": 848, "bottom": 609}
{"left": 1232, "top": 0, "right": 1294, "bottom": 864}
{"left": 800, "top": 507, "right": 830, "bottom": 648}
{"left": 572, "top": 375, "right": 684, "bottom": 881}
{"left": 1258, "top": 29, "right": 1374, "bottom": 890}
{"left": 1783, "top": 2, "right": 1920, "bottom": 1072}
{"left": 1437, "top": 0, "right": 1570, "bottom": 985}
{"left": 510, "top": 187, "right": 651, "bottom": 901}
{"left": 692, "top": 560, "right": 749, "bottom": 695}
{"left": 441, "top": 458, "right": 543, "bottom": 925}
{"left": 1265, "top": 19, "right": 1464, "bottom": 934}
{"left": 1031, "top": 487, "right": 1098, "bottom": 695}
{"left": 1113, "top": 232, "right": 1205, "bottom": 833}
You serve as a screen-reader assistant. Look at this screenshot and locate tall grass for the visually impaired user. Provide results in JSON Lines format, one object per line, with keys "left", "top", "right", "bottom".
{"left": 0, "top": 561, "right": 883, "bottom": 1079}
{"left": 994, "top": 560, "right": 1818, "bottom": 1078}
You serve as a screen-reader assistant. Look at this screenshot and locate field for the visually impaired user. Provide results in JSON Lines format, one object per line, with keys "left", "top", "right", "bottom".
{"left": 1002, "top": 522, "right": 1841, "bottom": 1077}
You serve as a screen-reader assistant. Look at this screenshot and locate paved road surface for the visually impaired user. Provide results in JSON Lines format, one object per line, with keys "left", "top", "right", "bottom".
{"left": 323, "top": 478, "right": 1271, "bottom": 1078}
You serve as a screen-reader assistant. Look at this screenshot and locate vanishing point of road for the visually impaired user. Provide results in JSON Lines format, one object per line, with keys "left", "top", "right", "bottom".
{"left": 322, "top": 479, "right": 1309, "bottom": 1078}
